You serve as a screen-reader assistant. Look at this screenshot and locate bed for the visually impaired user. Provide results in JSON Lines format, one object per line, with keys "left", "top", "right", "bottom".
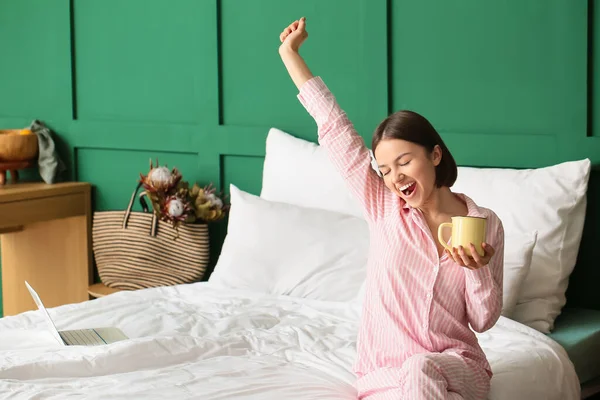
{"left": 0, "top": 283, "right": 581, "bottom": 399}
{"left": 0, "top": 127, "right": 596, "bottom": 399}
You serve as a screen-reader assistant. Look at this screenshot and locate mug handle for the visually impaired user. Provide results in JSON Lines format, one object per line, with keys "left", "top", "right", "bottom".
{"left": 437, "top": 222, "right": 453, "bottom": 252}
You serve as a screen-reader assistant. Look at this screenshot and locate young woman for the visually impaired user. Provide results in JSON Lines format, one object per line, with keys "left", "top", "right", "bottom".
{"left": 278, "top": 17, "right": 504, "bottom": 400}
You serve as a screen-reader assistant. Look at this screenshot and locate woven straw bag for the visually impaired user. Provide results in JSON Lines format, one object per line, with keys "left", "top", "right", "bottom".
{"left": 92, "top": 182, "right": 210, "bottom": 290}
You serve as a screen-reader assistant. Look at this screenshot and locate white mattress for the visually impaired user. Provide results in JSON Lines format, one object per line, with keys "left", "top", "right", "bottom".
{"left": 0, "top": 282, "right": 581, "bottom": 399}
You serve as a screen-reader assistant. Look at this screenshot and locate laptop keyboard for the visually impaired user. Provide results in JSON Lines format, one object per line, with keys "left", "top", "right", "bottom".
{"left": 60, "top": 329, "right": 106, "bottom": 346}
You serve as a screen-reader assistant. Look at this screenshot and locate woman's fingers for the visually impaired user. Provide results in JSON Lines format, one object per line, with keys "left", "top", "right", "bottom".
{"left": 458, "top": 246, "right": 478, "bottom": 269}
{"left": 298, "top": 17, "right": 306, "bottom": 31}
{"left": 469, "top": 243, "right": 483, "bottom": 265}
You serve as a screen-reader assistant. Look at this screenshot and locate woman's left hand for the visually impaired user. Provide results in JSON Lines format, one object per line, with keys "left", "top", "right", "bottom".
{"left": 446, "top": 242, "right": 495, "bottom": 270}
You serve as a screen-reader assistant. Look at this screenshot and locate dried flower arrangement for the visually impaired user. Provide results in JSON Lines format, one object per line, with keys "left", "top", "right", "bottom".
{"left": 139, "top": 159, "right": 228, "bottom": 229}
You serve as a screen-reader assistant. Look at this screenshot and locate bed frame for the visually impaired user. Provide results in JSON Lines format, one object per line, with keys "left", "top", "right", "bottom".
{"left": 553, "top": 166, "right": 600, "bottom": 399}
{"left": 565, "top": 167, "right": 600, "bottom": 312}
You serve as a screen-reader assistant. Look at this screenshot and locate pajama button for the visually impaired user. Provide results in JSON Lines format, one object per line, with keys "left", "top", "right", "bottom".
{"left": 423, "top": 323, "right": 428, "bottom": 329}
{"left": 426, "top": 293, "right": 432, "bottom": 299}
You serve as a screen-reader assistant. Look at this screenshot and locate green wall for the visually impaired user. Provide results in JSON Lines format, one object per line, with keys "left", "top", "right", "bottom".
{"left": 1, "top": 1, "right": 599, "bottom": 315}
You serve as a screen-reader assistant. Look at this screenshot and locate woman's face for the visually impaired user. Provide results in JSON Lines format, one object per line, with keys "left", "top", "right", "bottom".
{"left": 374, "top": 138, "right": 442, "bottom": 208}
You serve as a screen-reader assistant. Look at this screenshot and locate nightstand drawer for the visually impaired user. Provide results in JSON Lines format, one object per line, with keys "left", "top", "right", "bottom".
{"left": 0, "top": 192, "right": 86, "bottom": 230}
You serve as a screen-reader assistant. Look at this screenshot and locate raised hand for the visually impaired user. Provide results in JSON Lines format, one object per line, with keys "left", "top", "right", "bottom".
{"left": 279, "top": 17, "right": 308, "bottom": 53}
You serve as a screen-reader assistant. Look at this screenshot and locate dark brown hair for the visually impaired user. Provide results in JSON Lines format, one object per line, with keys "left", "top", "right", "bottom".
{"left": 371, "top": 110, "right": 457, "bottom": 188}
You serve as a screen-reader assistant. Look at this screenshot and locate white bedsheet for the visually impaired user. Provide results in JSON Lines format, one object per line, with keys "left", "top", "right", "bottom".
{"left": 0, "top": 282, "right": 580, "bottom": 399}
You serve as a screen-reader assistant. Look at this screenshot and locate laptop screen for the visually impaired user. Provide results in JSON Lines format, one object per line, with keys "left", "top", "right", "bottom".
{"left": 24, "top": 281, "right": 66, "bottom": 346}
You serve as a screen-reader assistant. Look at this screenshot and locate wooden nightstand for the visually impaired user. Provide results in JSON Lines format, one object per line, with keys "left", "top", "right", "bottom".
{"left": 0, "top": 182, "right": 92, "bottom": 316}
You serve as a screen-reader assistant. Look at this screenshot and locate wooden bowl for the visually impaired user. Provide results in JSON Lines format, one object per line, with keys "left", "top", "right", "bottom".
{"left": 0, "top": 129, "right": 38, "bottom": 162}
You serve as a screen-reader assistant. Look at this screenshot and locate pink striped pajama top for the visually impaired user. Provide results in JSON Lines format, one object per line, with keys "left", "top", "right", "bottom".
{"left": 297, "top": 77, "right": 504, "bottom": 381}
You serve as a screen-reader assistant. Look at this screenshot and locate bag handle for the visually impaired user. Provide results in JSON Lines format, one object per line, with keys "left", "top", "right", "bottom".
{"left": 122, "top": 181, "right": 158, "bottom": 236}
{"left": 139, "top": 191, "right": 158, "bottom": 236}
{"left": 139, "top": 192, "right": 150, "bottom": 212}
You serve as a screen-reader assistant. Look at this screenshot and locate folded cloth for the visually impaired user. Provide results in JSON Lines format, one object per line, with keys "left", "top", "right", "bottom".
{"left": 29, "top": 120, "right": 67, "bottom": 184}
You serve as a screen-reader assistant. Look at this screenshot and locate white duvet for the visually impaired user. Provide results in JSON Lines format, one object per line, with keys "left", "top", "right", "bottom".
{"left": 0, "top": 282, "right": 580, "bottom": 400}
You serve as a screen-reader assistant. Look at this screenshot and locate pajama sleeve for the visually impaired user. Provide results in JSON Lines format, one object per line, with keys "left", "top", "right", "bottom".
{"left": 464, "top": 218, "right": 504, "bottom": 332}
{"left": 297, "top": 77, "right": 389, "bottom": 221}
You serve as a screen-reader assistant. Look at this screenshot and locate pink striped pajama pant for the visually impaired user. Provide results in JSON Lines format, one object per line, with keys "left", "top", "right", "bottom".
{"left": 356, "top": 352, "right": 491, "bottom": 400}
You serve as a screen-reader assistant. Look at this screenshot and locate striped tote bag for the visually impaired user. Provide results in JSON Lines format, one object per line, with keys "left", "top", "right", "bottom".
{"left": 92, "top": 183, "right": 210, "bottom": 290}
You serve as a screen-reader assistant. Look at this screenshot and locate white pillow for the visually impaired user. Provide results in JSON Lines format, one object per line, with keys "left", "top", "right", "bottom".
{"left": 453, "top": 160, "right": 591, "bottom": 333}
{"left": 209, "top": 184, "right": 369, "bottom": 301}
{"left": 261, "top": 127, "right": 365, "bottom": 218}
{"left": 502, "top": 231, "right": 537, "bottom": 319}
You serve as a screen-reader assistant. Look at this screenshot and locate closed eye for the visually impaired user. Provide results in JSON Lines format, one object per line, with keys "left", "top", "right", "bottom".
{"left": 380, "top": 161, "right": 409, "bottom": 176}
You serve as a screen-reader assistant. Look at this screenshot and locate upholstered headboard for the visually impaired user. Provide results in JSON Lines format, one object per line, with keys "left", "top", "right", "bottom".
{"left": 566, "top": 167, "right": 600, "bottom": 311}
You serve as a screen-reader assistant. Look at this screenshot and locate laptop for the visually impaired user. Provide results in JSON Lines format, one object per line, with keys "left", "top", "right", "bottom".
{"left": 25, "top": 281, "right": 128, "bottom": 346}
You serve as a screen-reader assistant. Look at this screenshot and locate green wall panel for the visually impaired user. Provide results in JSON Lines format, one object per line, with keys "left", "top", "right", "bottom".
{"left": 220, "top": 0, "right": 388, "bottom": 138}
{"left": 391, "top": 0, "right": 587, "bottom": 138}
{"left": 443, "top": 133, "right": 558, "bottom": 169}
{"left": 0, "top": 0, "right": 72, "bottom": 120}
{"left": 221, "top": 155, "right": 265, "bottom": 197}
{"left": 73, "top": 0, "right": 218, "bottom": 124}
{"left": 71, "top": 120, "right": 201, "bottom": 152}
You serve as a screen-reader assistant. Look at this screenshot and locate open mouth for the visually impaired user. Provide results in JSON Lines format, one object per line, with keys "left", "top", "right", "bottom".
{"left": 398, "top": 182, "right": 416, "bottom": 197}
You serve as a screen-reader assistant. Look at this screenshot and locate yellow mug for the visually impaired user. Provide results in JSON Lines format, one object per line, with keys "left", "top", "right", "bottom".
{"left": 437, "top": 216, "right": 487, "bottom": 257}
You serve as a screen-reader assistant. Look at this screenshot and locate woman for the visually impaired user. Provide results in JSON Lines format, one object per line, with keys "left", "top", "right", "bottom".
{"left": 278, "top": 17, "right": 504, "bottom": 400}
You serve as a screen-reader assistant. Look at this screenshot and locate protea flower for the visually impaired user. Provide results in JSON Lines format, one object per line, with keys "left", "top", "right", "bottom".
{"left": 205, "top": 192, "right": 224, "bottom": 209}
{"left": 167, "top": 196, "right": 185, "bottom": 217}
{"left": 139, "top": 159, "right": 182, "bottom": 193}
{"left": 160, "top": 195, "right": 194, "bottom": 226}
{"left": 191, "top": 183, "right": 228, "bottom": 222}
{"left": 149, "top": 166, "right": 171, "bottom": 185}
